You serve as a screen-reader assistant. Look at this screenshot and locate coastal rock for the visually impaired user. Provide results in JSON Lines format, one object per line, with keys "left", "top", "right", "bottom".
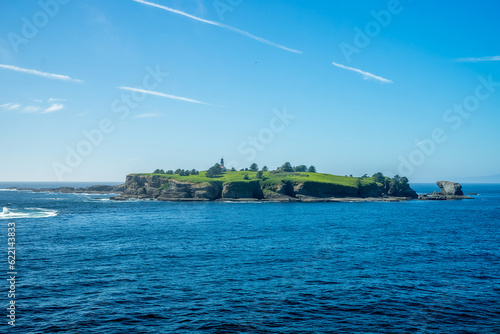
{"left": 437, "top": 181, "right": 464, "bottom": 196}
{"left": 418, "top": 181, "right": 472, "bottom": 200}
{"left": 192, "top": 182, "right": 223, "bottom": 200}
{"left": 157, "top": 180, "right": 193, "bottom": 200}
{"left": 293, "top": 181, "right": 358, "bottom": 198}
{"left": 222, "top": 181, "right": 264, "bottom": 199}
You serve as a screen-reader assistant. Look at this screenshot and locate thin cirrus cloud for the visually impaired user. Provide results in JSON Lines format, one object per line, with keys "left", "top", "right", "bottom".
{"left": 43, "top": 103, "right": 65, "bottom": 113}
{"left": 0, "top": 64, "right": 84, "bottom": 83}
{"left": 1, "top": 99, "right": 65, "bottom": 114}
{"left": 118, "top": 87, "right": 213, "bottom": 105}
{"left": 133, "top": 113, "right": 161, "bottom": 119}
{"left": 0, "top": 103, "right": 21, "bottom": 111}
{"left": 455, "top": 56, "right": 500, "bottom": 62}
{"left": 48, "top": 98, "right": 67, "bottom": 102}
{"left": 331, "top": 62, "right": 393, "bottom": 83}
{"left": 23, "top": 106, "right": 41, "bottom": 113}
{"left": 132, "top": 0, "right": 302, "bottom": 54}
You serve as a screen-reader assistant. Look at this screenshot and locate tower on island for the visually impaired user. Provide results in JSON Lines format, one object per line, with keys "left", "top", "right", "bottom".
{"left": 220, "top": 157, "right": 225, "bottom": 169}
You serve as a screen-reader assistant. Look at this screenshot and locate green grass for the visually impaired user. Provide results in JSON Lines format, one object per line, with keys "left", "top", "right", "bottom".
{"left": 134, "top": 171, "right": 377, "bottom": 189}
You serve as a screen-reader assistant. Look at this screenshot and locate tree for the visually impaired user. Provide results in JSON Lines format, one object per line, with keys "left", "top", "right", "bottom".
{"left": 256, "top": 171, "right": 263, "bottom": 179}
{"left": 400, "top": 176, "right": 409, "bottom": 185}
{"left": 361, "top": 174, "right": 368, "bottom": 178}
{"left": 249, "top": 163, "right": 258, "bottom": 172}
{"left": 372, "top": 172, "right": 384, "bottom": 183}
{"left": 294, "top": 165, "right": 307, "bottom": 172}
{"left": 262, "top": 166, "right": 268, "bottom": 171}
{"left": 166, "top": 170, "right": 174, "bottom": 175}
{"left": 281, "top": 162, "right": 294, "bottom": 172}
{"left": 308, "top": 165, "right": 317, "bottom": 173}
{"left": 243, "top": 174, "right": 249, "bottom": 180}
{"left": 153, "top": 169, "right": 165, "bottom": 174}
{"left": 230, "top": 167, "right": 236, "bottom": 172}
{"left": 191, "top": 169, "right": 199, "bottom": 175}
{"left": 206, "top": 163, "right": 222, "bottom": 178}
{"left": 174, "top": 169, "right": 182, "bottom": 175}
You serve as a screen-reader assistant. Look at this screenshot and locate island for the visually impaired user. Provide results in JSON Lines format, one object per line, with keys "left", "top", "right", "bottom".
{"left": 110, "top": 161, "right": 418, "bottom": 202}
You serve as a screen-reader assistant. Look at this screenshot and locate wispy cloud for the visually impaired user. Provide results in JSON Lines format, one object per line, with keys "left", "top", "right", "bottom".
{"left": 0, "top": 103, "right": 21, "bottom": 111}
{"left": 48, "top": 98, "right": 66, "bottom": 102}
{"left": 43, "top": 103, "right": 65, "bottom": 113}
{"left": 23, "top": 106, "right": 41, "bottom": 113}
{"left": 0, "top": 64, "right": 84, "bottom": 83}
{"left": 1, "top": 99, "right": 68, "bottom": 114}
{"left": 118, "top": 87, "right": 213, "bottom": 105}
{"left": 455, "top": 56, "right": 500, "bottom": 62}
{"left": 133, "top": 112, "right": 161, "bottom": 119}
{"left": 331, "top": 62, "right": 393, "bottom": 83}
{"left": 132, "top": 0, "right": 302, "bottom": 54}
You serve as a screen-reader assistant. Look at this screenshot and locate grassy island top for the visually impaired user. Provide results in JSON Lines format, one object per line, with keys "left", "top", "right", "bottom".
{"left": 133, "top": 170, "right": 379, "bottom": 188}
{"left": 132, "top": 161, "right": 407, "bottom": 191}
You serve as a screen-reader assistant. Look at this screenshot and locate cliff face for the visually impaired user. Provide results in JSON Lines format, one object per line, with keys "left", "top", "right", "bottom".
{"left": 222, "top": 181, "right": 264, "bottom": 199}
{"left": 294, "top": 181, "right": 359, "bottom": 198}
{"left": 113, "top": 174, "right": 418, "bottom": 201}
{"left": 122, "top": 175, "right": 223, "bottom": 200}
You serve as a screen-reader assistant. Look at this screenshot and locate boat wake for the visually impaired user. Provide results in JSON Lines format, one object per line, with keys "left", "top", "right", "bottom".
{"left": 0, "top": 207, "right": 58, "bottom": 219}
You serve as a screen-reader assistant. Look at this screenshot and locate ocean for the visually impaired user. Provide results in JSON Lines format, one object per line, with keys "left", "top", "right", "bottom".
{"left": 1, "top": 182, "right": 499, "bottom": 333}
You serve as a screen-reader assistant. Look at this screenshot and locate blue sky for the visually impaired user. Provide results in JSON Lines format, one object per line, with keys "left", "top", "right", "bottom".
{"left": 0, "top": 0, "right": 499, "bottom": 182}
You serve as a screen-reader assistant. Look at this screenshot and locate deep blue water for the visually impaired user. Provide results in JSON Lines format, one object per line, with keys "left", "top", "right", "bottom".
{"left": 1, "top": 183, "right": 499, "bottom": 333}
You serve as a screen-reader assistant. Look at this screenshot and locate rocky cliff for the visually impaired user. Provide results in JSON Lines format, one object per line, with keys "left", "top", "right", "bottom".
{"left": 112, "top": 174, "right": 418, "bottom": 202}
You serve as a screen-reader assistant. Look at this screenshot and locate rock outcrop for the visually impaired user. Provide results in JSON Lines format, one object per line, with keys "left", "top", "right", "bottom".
{"left": 117, "top": 174, "right": 224, "bottom": 201}
{"left": 222, "top": 181, "right": 264, "bottom": 199}
{"left": 437, "top": 181, "right": 464, "bottom": 196}
{"left": 418, "top": 181, "right": 472, "bottom": 200}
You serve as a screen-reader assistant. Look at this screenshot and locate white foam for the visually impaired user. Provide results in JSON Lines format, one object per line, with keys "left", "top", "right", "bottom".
{"left": 0, "top": 207, "right": 58, "bottom": 219}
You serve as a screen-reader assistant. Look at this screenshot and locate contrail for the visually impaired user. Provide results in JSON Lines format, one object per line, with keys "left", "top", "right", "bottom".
{"left": 132, "top": 0, "right": 302, "bottom": 54}
{"left": 455, "top": 56, "right": 500, "bottom": 62}
{"left": 119, "top": 87, "right": 212, "bottom": 105}
{"left": 331, "top": 62, "right": 392, "bottom": 83}
{"left": 0, "top": 64, "right": 84, "bottom": 83}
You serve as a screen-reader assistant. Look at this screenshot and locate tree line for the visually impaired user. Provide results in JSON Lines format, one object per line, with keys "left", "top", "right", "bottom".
{"left": 153, "top": 169, "right": 199, "bottom": 176}
{"left": 153, "top": 161, "right": 318, "bottom": 178}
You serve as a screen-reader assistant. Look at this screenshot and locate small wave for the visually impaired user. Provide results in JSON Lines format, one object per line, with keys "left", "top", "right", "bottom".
{"left": 0, "top": 188, "right": 18, "bottom": 192}
{"left": 0, "top": 207, "right": 58, "bottom": 219}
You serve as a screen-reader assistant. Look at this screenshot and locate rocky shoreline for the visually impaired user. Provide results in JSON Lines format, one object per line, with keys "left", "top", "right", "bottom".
{"left": 7, "top": 179, "right": 474, "bottom": 203}
{"left": 110, "top": 195, "right": 416, "bottom": 203}
{"left": 7, "top": 184, "right": 125, "bottom": 194}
